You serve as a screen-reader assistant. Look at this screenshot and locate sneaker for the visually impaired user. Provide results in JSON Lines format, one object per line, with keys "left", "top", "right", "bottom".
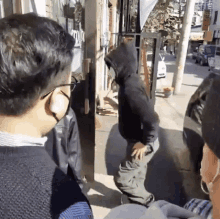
{"left": 145, "top": 194, "right": 155, "bottom": 206}
{"left": 121, "top": 194, "right": 131, "bottom": 205}
{"left": 121, "top": 194, "right": 155, "bottom": 207}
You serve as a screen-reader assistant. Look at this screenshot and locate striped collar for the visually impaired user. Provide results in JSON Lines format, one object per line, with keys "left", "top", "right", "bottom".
{"left": 0, "top": 131, "right": 47, "bottom": 147}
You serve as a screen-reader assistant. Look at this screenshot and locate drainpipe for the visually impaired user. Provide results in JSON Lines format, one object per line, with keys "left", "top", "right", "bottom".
{"left": 101, "top": 0, "right": 108, "bottom": 91}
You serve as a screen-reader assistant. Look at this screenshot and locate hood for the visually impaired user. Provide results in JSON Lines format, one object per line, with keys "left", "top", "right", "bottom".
{"left": 104, "top": 40, "right": 138, "bottom": 85}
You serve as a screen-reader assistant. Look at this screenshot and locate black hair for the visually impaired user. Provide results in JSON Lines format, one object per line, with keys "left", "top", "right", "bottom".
{"left": 0, "top": 13, "right": 75, "bottom": 115}
{"left": 202, "top": 74, "right": 220, "bottom": 159}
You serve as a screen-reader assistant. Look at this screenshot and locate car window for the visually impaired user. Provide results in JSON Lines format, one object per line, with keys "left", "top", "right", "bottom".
{"left": 147, "top": 54, "right": 153, "bottom": 61}
{"left": 205, "top": 47, "right": 212, "bottom": 54}
{"left": 216, "top": 47, "right": 220, "bottom": 56}
{"left": 147, "top": 53, "right": 163, "bottom": 61}
{"left": 205, "top": 46, "right": 216, "bottom": 54}
{"left": 159, "top": 54, "right": 164, "bottom": 61}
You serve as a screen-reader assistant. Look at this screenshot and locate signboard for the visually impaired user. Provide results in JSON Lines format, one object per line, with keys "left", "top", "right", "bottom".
{"left": 70, "top": 29, "right": 85, "bottom": 48}
{"left": 203, "top": 31, "right": 213, "bottom": 42}
{"left": 202, "top": 10, "right": 210, "bottom": 31}
{"left": 190, "top": 32, "right": 204, "bottom": 41}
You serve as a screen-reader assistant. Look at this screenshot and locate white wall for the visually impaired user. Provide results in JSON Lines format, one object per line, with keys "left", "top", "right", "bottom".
{"left": 20, "top": 0, "right": 46, "bottom": 16}
{"left": 21, "top": 0, "right": 30, "bottom": 13}
{"left": 34, "top": 0, "right": 46, "bottom": 17}
{"left": 0, "top": 0, "right": 4, "bottom": 18}
{"left": 210, "top": 0, "right": 220, "bottom": 39}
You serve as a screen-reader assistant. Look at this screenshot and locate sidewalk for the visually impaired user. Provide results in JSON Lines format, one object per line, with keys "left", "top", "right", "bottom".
{"left": 89, "top": 65, "right": 208, "bottom": 218}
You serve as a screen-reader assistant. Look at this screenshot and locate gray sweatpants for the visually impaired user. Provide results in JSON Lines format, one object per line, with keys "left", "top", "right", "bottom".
{"left": 114, "top": 138, "right": 159, "bottom": 205}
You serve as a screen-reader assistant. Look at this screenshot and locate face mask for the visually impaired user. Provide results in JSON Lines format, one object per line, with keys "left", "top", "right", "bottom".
{"left": 201, "top": 159, "right": 220, "bottom": 195}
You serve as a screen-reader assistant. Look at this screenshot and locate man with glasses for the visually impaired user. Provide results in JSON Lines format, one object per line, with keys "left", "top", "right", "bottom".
{"left": 45, "top": 76, "right": 84, "bottom": 189}
{"left": 0, "top": 13, "right": 93, "bottom": 218}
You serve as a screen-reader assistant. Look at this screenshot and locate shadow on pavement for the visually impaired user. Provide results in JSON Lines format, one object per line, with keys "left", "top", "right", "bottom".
{"left": 104, "top": 125, "right": 207, "bottom": 207}
{"left": 183, "top": 127, "right": 204, "bottom": 173}
{"left": 86, "top": 180, "right": 121, "bottom": 209}
{"left": 105, "top": 124, "right": 127, "bottom": 176}
{"left": 145, "top": 127, "right": 187, "bottom": 206}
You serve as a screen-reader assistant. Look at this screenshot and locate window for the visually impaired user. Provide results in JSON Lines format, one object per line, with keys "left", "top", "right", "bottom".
{"left": 181, "top": 5, "right": 186, "bottom": 11}
{"left": 213, "top": 11, "right": 218, "bottom": 25}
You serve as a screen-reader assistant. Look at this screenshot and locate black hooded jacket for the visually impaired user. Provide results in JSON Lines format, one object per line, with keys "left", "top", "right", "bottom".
{"left": 105, "top": 40, "right": 159, "bottom": 145}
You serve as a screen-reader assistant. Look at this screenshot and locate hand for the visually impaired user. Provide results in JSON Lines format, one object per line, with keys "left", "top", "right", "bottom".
{"left": 131, "top": 142, "right": 152, "bottom": 160}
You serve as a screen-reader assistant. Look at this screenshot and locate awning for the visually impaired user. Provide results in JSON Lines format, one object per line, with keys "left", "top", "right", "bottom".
{"left": 140, "top": 0, "right": 158, "bottom": 30}
{"left": 190, "top": 32, "right": 204, "bottom": 41}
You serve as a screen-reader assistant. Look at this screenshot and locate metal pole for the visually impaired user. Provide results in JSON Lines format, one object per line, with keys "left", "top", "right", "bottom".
{"left": 172, "top": 0, "right": 196, "bottom": 94}
{"left": 136, "top": 0, "right": 141, "bottom": 69}
{"left": 118, "top": 0, "right": 123, "bottom": 43}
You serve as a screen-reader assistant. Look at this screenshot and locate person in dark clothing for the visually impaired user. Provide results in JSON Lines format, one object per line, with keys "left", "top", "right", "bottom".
{"left": 183, "top": 72, "right": 218, "bottom": 173}
{"left": 45, "top": 107, "right": 83, "bottom": 189}
{"left": 104, "top": 39, "right": 160, "bottom": 205}
{"left": 0, "top": 13, "right": 93, "bottom": 218}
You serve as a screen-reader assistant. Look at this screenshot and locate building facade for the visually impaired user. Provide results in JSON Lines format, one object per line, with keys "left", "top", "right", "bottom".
{"left": 209, "top": 0, "right": 220, "bottom": 45}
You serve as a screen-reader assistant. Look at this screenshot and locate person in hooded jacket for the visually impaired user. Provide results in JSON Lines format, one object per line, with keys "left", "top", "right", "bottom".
{"left": 104, "top": 39, "right": 160, "bottom": 206}
{"left": 183, "top": 72, "right": 217, "bottom": 173}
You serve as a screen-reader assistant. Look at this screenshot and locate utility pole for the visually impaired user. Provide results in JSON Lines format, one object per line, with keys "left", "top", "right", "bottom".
{"left": 172, "top": 0, "right": 196, "bottom": 94}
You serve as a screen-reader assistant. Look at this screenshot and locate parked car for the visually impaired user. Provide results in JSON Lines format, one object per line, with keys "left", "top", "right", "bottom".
{"left": 147, "top": 53, "right": 167, "bottom": 79}
{"left": 195, "top": 45, "right": 216, "bottom": 66}
{"left": 157, "top": 54, "right": 167, "bottom": 78}
{"left": 209, "top": 46, "right": 220, "bottom": 71}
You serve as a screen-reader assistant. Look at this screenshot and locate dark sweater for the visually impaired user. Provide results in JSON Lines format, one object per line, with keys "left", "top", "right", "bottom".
{"left": 118, "top": 74, "right": 159, "bottom": 144}
{"left": 0, "top": 146, "right": 93, "bottom": 219}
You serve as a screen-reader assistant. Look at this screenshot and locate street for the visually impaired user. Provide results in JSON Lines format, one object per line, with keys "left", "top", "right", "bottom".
{"left": 156, "top": 53, "right": 210, "bottom": 128}
{"left": 159, "top": 53, "right": 210, "bottom": 91}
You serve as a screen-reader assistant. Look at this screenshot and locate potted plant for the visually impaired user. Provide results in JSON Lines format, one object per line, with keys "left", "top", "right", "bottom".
{"left": 163, "top": 87, "right": 174, "bottom": 98}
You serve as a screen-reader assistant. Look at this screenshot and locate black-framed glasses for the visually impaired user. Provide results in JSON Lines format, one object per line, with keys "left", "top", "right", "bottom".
{"left": 41, "top": 75, "right": 79, "bottom": 99}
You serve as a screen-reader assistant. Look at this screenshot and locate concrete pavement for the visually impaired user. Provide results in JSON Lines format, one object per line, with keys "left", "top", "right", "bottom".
{"left": 87, "top": 54, "right": 209, "bottom": 219}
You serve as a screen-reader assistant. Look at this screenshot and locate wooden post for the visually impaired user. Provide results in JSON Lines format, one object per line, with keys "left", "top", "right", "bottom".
{"left": 141, "top": 42, "right": 150, "bottom": 95}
